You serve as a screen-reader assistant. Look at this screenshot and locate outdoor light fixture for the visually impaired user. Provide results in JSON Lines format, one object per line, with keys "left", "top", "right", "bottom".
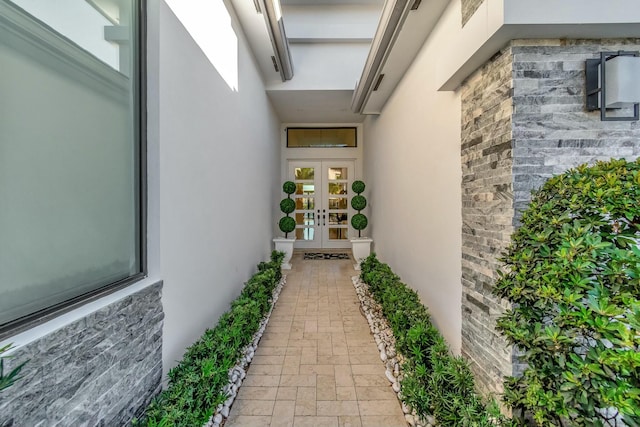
{"left": 256, "top": 0, "right": 293, "bottom": 81}
{"left": 586, "top": 51, "right": 640, "bottom": 121}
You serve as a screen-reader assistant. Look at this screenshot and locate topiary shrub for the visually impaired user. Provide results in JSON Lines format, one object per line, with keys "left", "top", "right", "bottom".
{"left": 279, "top": 181, "right": 296, "bottom": 238}
{"left": 351, "top": 180, "right": 368, "bottom": 237}
{"left": 494, "top": 158, "right": 640, "bottom": 426}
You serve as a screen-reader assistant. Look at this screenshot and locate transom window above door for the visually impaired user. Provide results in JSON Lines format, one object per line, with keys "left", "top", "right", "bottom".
{"left": 287, "top": 128, "right": 357, "bottom": 148}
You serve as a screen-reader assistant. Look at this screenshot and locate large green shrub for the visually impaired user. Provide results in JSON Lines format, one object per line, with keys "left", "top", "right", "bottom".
{"left": 494, "top": 159, "right": 640, "bottom": 426}
{"left": 360, "top": 254, "right": 514, "bottom": 427}
{"left": 140, "top": 251, "right": 284, "bottom": 427}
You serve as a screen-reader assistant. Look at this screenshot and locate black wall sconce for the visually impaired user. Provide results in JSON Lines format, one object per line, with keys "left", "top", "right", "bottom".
{"left": 586, "top": 51, "right": 640, "bottom": 121}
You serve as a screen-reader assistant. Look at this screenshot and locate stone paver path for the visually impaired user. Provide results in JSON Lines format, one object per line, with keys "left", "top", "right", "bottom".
{"left": 226, "top": 251, "right": 406, "bottom": 427}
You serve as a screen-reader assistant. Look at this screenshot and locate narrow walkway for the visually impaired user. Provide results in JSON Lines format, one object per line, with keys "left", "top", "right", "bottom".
{"left": 226, "top": 251, "right": 406, "bottom": 427}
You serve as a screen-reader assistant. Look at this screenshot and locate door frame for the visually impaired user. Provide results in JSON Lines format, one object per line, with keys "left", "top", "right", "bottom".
{"left": 287, "top": 160, "right": 355, "bottom": 249}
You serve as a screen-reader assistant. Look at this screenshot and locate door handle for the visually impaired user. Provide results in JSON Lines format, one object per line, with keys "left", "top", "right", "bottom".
{"left": 322, "top": 214, "right": 326, "bottom": 226}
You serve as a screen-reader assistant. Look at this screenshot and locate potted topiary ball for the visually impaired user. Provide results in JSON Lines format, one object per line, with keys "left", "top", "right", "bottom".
{"left": 273, "top": 180, "right": 296, "bottom": 269}
{"left": 349, "top": 180, "right": 373, "bottom": 270}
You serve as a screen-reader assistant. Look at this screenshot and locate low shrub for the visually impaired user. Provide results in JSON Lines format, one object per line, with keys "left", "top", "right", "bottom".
{"left": 360, "top": 254, "right": 514, "bottom": 427}
{"left": 139, "top": 251, "right": 285, "bottom": 427}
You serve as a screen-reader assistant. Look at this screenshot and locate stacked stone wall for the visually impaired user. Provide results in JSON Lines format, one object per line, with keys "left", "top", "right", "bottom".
{"left": 461, "top": 38, "right": 640, "bottom": 393}
{"left": 512, "top": 39, "right": 640, "bottom": 221}
{"left": 0, "top": 282, "right": 164, "bottom": 426}
{"left": 460, "top": 47, "right": 515, "bottom": 394}
{"left": 462, "top": 0, "right": 484, "bottom": 26}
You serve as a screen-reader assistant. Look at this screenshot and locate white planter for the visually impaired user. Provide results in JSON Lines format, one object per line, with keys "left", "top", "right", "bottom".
{"left": 273, "top": 237, "right": 296, "bottom": 269}
{"left": 350, "top": 237, "right": 373, "bottom": 270}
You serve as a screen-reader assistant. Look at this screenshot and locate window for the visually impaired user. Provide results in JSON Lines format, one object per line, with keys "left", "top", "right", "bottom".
{"left": 0, "top": 0, "right": 145, "bottom": 333}
{"left": 287, "top": 128, "right": 357, "bottom": 148}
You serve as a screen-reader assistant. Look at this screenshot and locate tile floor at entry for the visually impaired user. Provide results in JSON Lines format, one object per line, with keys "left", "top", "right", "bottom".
{"left": 226, "top": 251, "right": 406, "bottom": 427}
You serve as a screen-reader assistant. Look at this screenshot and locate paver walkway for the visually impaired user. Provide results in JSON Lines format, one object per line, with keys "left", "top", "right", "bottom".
{"left": 226, "top": 251, "right": 406, "bottom": 427}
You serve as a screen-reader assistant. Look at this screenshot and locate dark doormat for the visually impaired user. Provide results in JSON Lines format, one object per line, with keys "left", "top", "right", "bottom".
{"left": 304, "top": 253, "right": 350, "bottom": 260}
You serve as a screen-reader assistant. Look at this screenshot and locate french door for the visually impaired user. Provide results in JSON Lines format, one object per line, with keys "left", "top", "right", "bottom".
{"left": 288, "top": 161, "right": 354, "bottom": 249}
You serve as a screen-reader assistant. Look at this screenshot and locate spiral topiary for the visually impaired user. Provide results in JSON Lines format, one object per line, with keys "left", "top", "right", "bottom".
{"left": 494, "top": 158, "right": 640, "bottom": 426}
{"left": 351, "top": 180, "right": 368, "bottom": 237}
{"left": 279, "top": 181, "right": 296, "bottom": 238}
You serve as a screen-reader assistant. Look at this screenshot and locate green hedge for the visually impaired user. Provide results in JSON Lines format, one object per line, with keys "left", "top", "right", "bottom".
{"left": 360, "top": 254, "right": 514, "bottom": 427}
{"left": 139, "top": 251, "right": 285, "bottom": 427}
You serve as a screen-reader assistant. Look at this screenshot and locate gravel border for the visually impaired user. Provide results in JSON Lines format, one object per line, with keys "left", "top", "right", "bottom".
{"left": 203, "top": 275, "right": 287, "bottom": 427}
{"left": 352, "top": 275, "right": 436, "bottom": 427}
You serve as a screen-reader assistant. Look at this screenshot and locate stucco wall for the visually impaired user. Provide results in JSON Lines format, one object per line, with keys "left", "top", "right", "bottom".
{"left": 363, "top": 1, "right": 463, "bottom": 354}
{"left": 155, "top": 0, "right": 281, "bottom": 377}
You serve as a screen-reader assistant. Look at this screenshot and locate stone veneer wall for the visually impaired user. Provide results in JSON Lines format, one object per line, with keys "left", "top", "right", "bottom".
{"left": 461, "top": 38, "right": 640, "bottom": 394}
{"left": 512, "top": 39, "right": 640, "bottom": 218}
{"left": 462, "top": 0, "right": 484, "bottom": 27}
{"left": 0, "top": 282, "right": 163, "bottom": 426}
{"left": 460, "top": 47, "right": 515, "bottom": 394}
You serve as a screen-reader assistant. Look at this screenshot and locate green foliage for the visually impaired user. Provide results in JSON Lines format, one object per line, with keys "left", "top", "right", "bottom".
{"left": 352, "top": 180, "right": 366, "bottom": 194}
{"left": 279, "top": 216, "right": 296, "bottom": 234}
{"left": 494, "top": 158, "right": 640, "bottom": 427}
{"left": 351, "top": 180, "right": 368, "bottom": 237}
{"left": 282, "top": 181, "right": 296, "bottom": 195}
{"left": 280, "top": 198, "right": 295, "bottom": 215}
{"left": 351, "top": 213, "right": 368, "bottom": 231}
{"left": 140, "top": 251, "right": 284, "bottom": 427}
{"left": 0, "top": 344, "right": 28, "bottom": 392}
{"left": 351, "top": 195, "right": 367, "bottom": 211}
{"left": 279, "top": 182, "right": 296, "bottom": 238}
{"left": 359, "top": 254, "right": 514, "bottom": 427}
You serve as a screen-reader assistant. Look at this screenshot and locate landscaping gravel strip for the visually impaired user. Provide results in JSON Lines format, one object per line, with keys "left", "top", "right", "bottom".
{"left": 203, "top": 275, "right": 287, "bottom": 427}
{"left": 351, "top": 275, "right": 436, "bottom": 427}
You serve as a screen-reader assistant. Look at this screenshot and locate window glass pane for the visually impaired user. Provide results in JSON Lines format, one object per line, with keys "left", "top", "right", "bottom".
{"left": 295, "top": 198, "right": 315, "bottom": 210}
{"left": 0, "top": 0, "right": 142, "bottom": 326}
{"left": 295, "top": 183, "right": 314, "bottom": 195}
{"left": 329, "top": 228, "right": 348, "bottom": 240}
{"left": 295, "top": 213, "right": 315, "bottom": 226}
{"left": 328, "top": 183, "right": 348, "bottom": 195}
{"left": 328, "top": 168, "right": 348, "bottom": 180}
{"left": 295, "top": 227, "right": 315, "bottom": 241}
{"left": 328, "top": 213, "right": 348, "bottom": 225}
{"left": 295, "top": 167, "right": 315, "bottom": 180}
{"left": 328, "top": 197, "right": 348, "bottom": 210}
{"left": 287, "top": 128, "right": 356, "bottom": 148}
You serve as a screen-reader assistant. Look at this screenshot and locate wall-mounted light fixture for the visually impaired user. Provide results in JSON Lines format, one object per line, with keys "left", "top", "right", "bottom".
{"left": 586, "top": 51, "right": 640, "bottom": 121}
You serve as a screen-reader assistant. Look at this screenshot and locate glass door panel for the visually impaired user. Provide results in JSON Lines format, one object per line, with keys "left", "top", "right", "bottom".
{"left": 289, "top": 161, "right": 322, "bottom": 247}
{"left": 321, "top": 162, "right": 353, "bottom": 248}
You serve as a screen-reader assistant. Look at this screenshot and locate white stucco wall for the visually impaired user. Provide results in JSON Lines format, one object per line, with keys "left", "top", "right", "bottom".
{"left": 152, "top": 0, "right": 281, "bottom": 376}
{"left": 363, "top": 0, "right": 463, "bottom": 354}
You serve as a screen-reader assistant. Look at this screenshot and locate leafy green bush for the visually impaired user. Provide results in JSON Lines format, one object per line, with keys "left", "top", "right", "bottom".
{"left": 360, "top": 254, "right": 514, "bottom": 427}
{"left": 140, "top": 251, "right": 284, "bottom": 427}
{"left": 494, "top": 159, "right": 640, "bottom": 426}
{"left": 351, "top": 180, "right": 368, "bottom": 237}
{"left": 279, "top": 181, "right": 296, "bottom": 238}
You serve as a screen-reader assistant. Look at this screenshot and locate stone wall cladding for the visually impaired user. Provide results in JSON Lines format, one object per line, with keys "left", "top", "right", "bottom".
{"left": 512, "top": 39, "right": 640, "bottom": 221}
{"left": 0, "top": 281, "right": 164, "bottom": 427}
{"left": 460, "top": 47, "right": 515, "bottom": 395}
{"left": 462, "top": 0, "right": 484, "bottom": 27}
